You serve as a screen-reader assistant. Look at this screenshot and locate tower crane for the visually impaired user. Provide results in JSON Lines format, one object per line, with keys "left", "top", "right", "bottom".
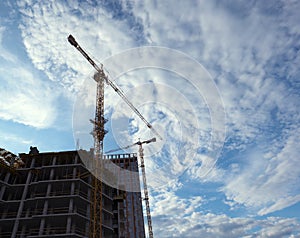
{"left": 106, "top": 137, "right": 156, "bottom": 238}
{"left": 68, "top": 35, "right": 161, "bottom": 238}
{"left": 68, "top": 35, "right": 162, "bottom": 141}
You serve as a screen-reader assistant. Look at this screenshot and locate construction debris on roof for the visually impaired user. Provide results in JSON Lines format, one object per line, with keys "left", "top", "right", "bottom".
{"left": 0, "top": 148, "right": 24, "bottom": 168}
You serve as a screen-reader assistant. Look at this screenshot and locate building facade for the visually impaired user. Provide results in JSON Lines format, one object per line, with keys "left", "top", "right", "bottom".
{"left": 0, "top": 148, "right": 145, "bottom": 238}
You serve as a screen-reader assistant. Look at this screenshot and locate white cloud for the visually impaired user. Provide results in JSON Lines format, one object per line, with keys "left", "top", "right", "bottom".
{"left": 219, "top": 127, "right": 300, "bottom": 215}
{"left": 131, "top": 0, "right": 299, "bottom": 142}
{"left": 8, "top": 0, "right": 300, "bottom": 232}
{"left": 0, "top": 60, "right": 58, "bottom": 128}
{"left": 16, "top": 0, "right": 225, "bottom": 169}
{"left": 0, "top": 130, "right": 34, "bottom": 155}
{"left": 64, "top": 0, "right": 300, "bottom": 217}
{"left": 151, "top": 190, "right": 202, "bottom": 218}
{"left": 151, "top": 190, "right": 300, "bottom": 237}
{"left": 0, "top": 130, "right": 33, "bottom": 145}
{"left": 130, "top": 0, "right": 300, "bottom": 215}
{"left": 0, "top": 26, "right": 18, "bottom": 62}
{"left": 17, "top": 0, "right": 145, "bottom": 93}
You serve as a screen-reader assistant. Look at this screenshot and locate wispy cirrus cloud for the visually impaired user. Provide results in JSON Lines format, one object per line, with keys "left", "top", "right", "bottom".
{"left": 130, "top": 0, "right": 300, "bottom": 216}
{"left": 151, "top": 190, "right": 300, "bottom": 237}
{"left": 221, "top": 127, "right": 300, "bottom": 216}
{"left": 0, "top": 24, "right": 58, "bottom": 129}
{"left": 3, "top": 0, "right": 300, "bottom": 236}
{"left": 0, "top": 26, "right": 18, "bottom": 62}
{"left": 16, "top": 0, "right": 146, "bottom": 92}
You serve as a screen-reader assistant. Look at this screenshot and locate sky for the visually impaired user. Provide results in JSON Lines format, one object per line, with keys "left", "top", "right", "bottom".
{"left": 1, "top": 0, "right": 300, "bottom": 237}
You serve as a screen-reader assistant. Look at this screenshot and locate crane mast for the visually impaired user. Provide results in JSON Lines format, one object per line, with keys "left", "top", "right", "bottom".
{"left": 68, "top": 35, "right": 159, "bottom": 238}
{"left": 90, "top": 71, "right": 107, "bottom": 238}
{"left": 105, "top": 138, "right": 156, "bottom": 238}
{"left": 137, "top": 139, "right": 155, "bottom": 238}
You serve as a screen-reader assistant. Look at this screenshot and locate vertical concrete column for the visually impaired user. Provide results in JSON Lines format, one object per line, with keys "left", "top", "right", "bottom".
{"left": 49, "top": 169, "right": 55, "bottom": 182}
{"left": 74, "top": 154, "right": 78, "bottom": 164}
{"left": 85, "top": 221, "right": 90, "bottom": 237}
{"left": 71, "top": 180, "right": 75, "bottom": 195}
{"left": 72, "top": 166, "right": 76, "bottom": 192}
{"left": 67, "top": 167, "right": 76, "bottom": 234}
{"left": 0, "top": 172, "right": 10, "bottom": 200}
{"left": 38, "top": 200, "right": 49, "bottom": 236}
{"left": 66, "top": 198, "right": 73, "bottom": 233}
{"left": 86, "top": 181, "right": 91, "bottom": 236}
{"left": 11, "top": 158, "right": 35, "bottom": 238}
{"left": 39, "top": 156, "right": 56, "bottom": 236}
{"left": 53, "top": 156, "right": 57, "bottom": 165}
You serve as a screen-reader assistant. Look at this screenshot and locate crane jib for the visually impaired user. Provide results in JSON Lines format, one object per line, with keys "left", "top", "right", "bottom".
{"left": 68, "top": 34, "right": 163, "bottom": 141}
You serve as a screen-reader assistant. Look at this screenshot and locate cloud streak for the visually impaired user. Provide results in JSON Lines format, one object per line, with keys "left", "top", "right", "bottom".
{"left": 1, "top": 0, "right": 299, "bottom": 236}
{"left": 130, "top": 0, "right": 300, "bottom": 216}
{"left": 0, "top": 27, "right": 58, "bottom": 129}
{"left": 151, "top": 191, "right": 300, "bottom": 237}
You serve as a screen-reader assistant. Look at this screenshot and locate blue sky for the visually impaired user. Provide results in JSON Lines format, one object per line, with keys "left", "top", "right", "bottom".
{"left": 1, "top": 0, "right": 300, "bottom": 237}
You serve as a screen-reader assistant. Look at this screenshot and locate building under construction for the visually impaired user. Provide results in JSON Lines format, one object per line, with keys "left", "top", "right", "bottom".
{"left": 0, "top": 147, "right": 145, "bottom": 238}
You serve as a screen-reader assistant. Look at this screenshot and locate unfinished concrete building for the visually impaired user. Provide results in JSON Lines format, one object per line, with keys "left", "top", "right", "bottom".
{"left": 0, "top": 148, "right": 145, "bottom": 238}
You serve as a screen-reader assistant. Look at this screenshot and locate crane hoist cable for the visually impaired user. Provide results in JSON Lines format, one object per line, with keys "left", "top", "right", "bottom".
{"left": 68, "top": 35, "right": 163, "bottom": 141}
